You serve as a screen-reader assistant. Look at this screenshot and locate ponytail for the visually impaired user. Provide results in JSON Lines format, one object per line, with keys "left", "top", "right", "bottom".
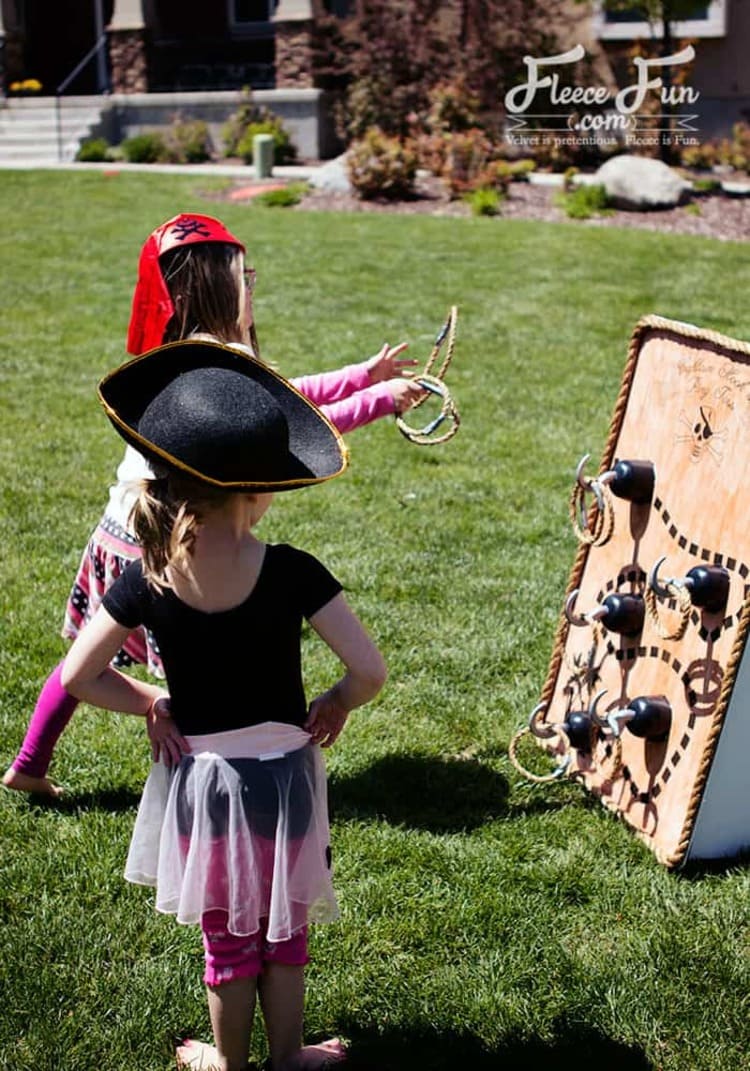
{"left": 129, "top": 474, "right": 227, "bottom": 589}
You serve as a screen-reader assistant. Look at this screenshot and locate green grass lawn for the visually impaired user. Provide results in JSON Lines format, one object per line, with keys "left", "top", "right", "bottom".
{"left": 1, "top": 170, "right": 749, "bottom": 1071}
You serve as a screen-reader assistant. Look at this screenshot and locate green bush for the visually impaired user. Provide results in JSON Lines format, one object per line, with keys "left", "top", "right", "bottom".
{"left": 463, "top": 187, "right": 502, "bottom": 217}
{"left": 167, "top": 118, "right": 213, "bottom": 163}
{"left": 692, "top": 177, "right": 722, "bottom": 195}
{"left": 222, "top": 89, "right": 297, "bottom": 165}
{"left": 555, "top": 182, "right": 611, "bottom": 220}
{"left": 347, "top": 128, "right": 417, "bottom": 200}
{"left": 235, "top": 121, "right": 296, "bottom": 166}
{"left": 121, "top": 132, "right": 168, "bottom": 164}
{"left": 253, "top": 183, "right": 309, "bottom": 207}
{"left": 76, "top": 138, "right": 110, "bottom": 162}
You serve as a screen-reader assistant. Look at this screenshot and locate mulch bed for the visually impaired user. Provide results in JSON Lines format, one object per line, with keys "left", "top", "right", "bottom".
{"left": 220, "top": 172, "right": 750, "bottom": 243}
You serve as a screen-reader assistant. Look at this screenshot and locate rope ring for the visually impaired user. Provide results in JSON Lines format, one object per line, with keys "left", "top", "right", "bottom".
{"left": 645, "top": 580, "right": 692, "bottom": 641}
{"left": 410, "top": 305, "right": 458, "bottom": 413}
{"left": 395, "top": 374, "right": 460, "bottom": 445}
{"left": 508, "top": 724, "right": 572, "bottom": 783}
{"left": 569, "top": 478, "right": 615, "bottom": 547}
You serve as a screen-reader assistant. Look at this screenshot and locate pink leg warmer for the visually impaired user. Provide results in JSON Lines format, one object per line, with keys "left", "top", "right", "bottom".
{"left": 11, "top": 662, "right": 79, "bottom": 779}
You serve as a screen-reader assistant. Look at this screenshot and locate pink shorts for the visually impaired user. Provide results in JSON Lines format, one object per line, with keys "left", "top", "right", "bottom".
{"left": 201, "top": 910, "right": 309, "bottom": 987}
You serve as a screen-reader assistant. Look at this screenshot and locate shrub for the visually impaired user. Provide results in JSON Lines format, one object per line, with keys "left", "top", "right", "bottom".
{"left": 692, "top": 177, "right": 722, "bottom": 195}
{"left": 347, "top": 128, "right": 417, "bottom": 200}
{"left": 121, "top": 132, "right": 168, "bottom": 164}
{"left": 680, "top": 141, "right": 721, "bottom": 171}
{"left": 426, "top": 80, "right": 480, "bottom": 135}
{"left": 236, "top": 121, "right": 296, "bottom": 166}
{"left": 76, "top": 138, "right": 110, "bottom": 162}
{"left": 464, "top": 187, "right": 503, "bottom": 216}
{"left": 508, "top": 158, "right": 536, "bottom": 181}
{"left": 253, "top": 183, "right": 309, "bottom": 207}
{"left": 315, "top": 0, "right": 568, "bottom": 141}
{"left": 442, "top": 128, "right": 492, "bottom": 197}
{"left": 167, "top": 118, "right": 213, "bottom": 163}
{"left": 563, "top": 166, "right": 579, "bottom": 193}
{"left": 554, "top": 183, "right": 611, "bottom": 220}
{"left": 414, "top": 131, "right": 450, "bottom": 176}
{"left": 222, "top": 89, "right": 296, "bottom": 165}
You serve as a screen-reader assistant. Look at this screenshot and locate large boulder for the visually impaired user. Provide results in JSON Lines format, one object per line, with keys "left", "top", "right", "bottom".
{"left": 308, "top": 154, "right": 352, "bottom": 194}
{"left": 594, "top": 154, "right": 690, "bottom": 210}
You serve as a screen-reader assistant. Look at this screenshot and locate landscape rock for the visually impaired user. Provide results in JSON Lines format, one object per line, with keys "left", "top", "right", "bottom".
{"left": 308, "top": 154, "right": 352, "bottom": 194}
{"left": 595, "top": 154, "right": 691, "bottom": 210}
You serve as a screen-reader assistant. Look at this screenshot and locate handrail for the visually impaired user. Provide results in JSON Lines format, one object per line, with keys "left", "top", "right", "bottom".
{"left": 55, "top": 34, "right": 108, "bottom": 162}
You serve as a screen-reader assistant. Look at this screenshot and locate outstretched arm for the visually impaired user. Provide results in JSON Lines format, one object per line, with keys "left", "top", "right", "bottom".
{"left": 304, "top": 593, "right": 387, "bottom": 747}
{"left": 293, "top": 343, "right": 416, "bottom": 406}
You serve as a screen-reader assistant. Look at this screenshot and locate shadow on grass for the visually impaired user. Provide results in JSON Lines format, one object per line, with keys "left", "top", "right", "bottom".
{"left": 330, "top": 753, "right": 512, "bottom": 832}
{"left": 678, "top": 848, "right": 750, "bottom": 881}
{"left": 339, "top": 1023, "right": 654, "bottom": 1071}
{"left": 28, "top": 785, "right": 142, "bottom": 814}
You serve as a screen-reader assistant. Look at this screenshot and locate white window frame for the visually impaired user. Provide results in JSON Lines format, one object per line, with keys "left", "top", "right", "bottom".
{"left": 593, "top": 0, "right": 727, "bottom": 39}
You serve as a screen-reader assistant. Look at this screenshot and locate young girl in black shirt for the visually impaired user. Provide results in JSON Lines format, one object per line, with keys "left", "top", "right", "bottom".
{"left": 61, "top": 339, "right": 387, "bottom": 1071}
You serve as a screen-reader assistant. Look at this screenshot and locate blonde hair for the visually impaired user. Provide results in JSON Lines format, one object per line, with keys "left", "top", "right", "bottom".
{"left": 129, "top": 473, "right": 231, "bottom": 589}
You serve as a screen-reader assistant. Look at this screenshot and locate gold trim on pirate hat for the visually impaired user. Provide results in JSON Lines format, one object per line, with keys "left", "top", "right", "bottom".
{"left": 98, "top": 340, "right": 348, "bottom": 492}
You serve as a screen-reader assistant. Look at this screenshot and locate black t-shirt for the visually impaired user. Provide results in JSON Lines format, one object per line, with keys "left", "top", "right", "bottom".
{"left": 102, "top": 543, "right": 342, "bottom": 735}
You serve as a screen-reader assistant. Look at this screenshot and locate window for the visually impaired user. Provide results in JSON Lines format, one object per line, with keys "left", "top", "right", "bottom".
{"left": 231, "top": 0, "right": 277, "bottom": 26}
{"left": 593, "top": 0, "right": 727, "bottom": 39}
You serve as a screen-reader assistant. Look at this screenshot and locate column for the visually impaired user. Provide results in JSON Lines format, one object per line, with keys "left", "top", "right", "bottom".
{"left": 273, "top": 0, "right": 320, "bottom": 89}
{"left": 107, "top": 0, "right": 148, "bottom": 93}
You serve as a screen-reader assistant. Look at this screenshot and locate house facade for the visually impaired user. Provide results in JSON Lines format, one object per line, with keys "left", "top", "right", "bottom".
{"left": 0, "top": 0, "right": 330, "bottom": 97}
{"left": 0, "top": 1, "right": 746, "bottom": 142}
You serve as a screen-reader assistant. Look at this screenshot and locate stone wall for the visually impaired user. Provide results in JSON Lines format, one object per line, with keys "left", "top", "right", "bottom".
{"left": 108, "top": 29, "right": 148, "bottom": 95}
{"left": 275, "top": 20, "right": 315, "bottom": 89}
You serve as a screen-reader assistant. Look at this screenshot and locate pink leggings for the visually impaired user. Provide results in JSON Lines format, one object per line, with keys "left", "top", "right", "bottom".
{"left": 201, "top": 911, "right": 308, "bottom": 987}
{"left": 10, "top": 662, "right": 79, "bottom": 779}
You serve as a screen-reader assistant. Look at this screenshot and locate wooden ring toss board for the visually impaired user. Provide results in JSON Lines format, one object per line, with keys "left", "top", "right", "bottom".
{"left": 538, "top": 315, "right": 750, "bottom": 868}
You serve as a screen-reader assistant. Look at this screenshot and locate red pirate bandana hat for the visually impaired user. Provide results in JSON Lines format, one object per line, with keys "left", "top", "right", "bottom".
{"left": 126, "top": 213, "right": 246, "bottom": 356}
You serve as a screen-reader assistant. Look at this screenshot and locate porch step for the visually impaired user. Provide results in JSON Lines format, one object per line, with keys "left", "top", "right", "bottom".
{"left": 0, "top": 96, "right": 105, "bottom": 164}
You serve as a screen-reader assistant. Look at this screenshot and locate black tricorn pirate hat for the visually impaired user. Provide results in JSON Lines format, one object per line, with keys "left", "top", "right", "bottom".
{"left": 98, "top": 339, "right": 349, "bottom": 492}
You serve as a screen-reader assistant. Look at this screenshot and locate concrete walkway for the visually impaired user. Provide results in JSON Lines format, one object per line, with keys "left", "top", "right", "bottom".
{"left": 0, "top": 158, "right": 318, "bottom": 179}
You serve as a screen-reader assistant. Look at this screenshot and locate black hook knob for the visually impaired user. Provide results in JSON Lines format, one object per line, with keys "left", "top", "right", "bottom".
{"left": 622, "top": 695, "right": 672, "bottom": 741}
{"left": 600, "top": 593, "right": 645, "bottom": 637}
{"left": 562, "top": 710, "right": 593, "bottom": 752}
{"left": 684, "top": 565, "right": 730, "bottom": 614}
{"left": 608, "top": 460, "right": 655, "bottom": 504}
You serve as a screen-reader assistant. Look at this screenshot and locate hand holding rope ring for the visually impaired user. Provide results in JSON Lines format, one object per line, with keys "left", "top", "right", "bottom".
{"left": 396, "top": 306, "right": 460, "bottom": 445}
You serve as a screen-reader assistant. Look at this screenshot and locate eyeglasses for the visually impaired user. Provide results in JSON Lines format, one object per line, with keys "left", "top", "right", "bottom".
{"left": 243, "top": 267, "right": 256, "bottom": 294}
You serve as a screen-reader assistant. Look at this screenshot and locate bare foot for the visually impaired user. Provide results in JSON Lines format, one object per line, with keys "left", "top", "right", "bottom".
{"left": 281, "top": 1039, "right": 347, "bottom": 1070}
{"left": 2, "top": 767, "right": 63, "bottom": 798}
{"left": 175, "top": 1038, "right": 222, "bottom": 1070}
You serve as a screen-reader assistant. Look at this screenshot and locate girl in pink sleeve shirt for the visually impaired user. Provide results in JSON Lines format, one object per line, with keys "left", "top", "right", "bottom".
{"left": 4, "top": 212, "right": 422, "bottom": 797}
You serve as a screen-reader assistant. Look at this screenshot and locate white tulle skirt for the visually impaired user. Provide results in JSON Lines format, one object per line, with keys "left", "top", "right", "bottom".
{"left": 125, "top": 722, "right": 339, "bottom": 942}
